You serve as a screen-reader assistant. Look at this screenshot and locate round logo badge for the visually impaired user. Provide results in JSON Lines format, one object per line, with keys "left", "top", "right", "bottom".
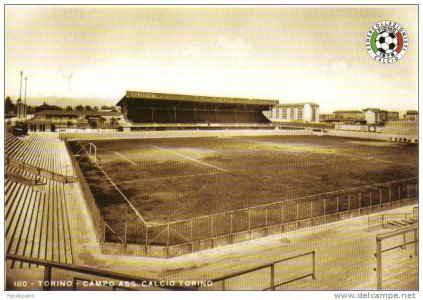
{"left": 365, "top": 21, "right": 408, "bottom": 64}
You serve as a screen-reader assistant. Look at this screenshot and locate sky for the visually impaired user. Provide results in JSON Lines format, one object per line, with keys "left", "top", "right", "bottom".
{"left": 5, "top": 5, "right": 418, "bottom": 113}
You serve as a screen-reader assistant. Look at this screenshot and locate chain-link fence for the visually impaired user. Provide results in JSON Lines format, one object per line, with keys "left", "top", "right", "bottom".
{"left": 99, "top": 177, "right": 417, "bottom": 257}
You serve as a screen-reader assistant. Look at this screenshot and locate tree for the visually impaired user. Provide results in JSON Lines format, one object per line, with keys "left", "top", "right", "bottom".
{"left": 26, "top": 105, "right": 35, "bottom": 114}
{"left": 75, "top": 105, "right": 84, "bottom": 111}
{"left": 93, "top": 106, "right": 99, "bottom": 111}
{"left": 65, "top": 106, "right": 74, "bottom": 111}
{"left": 84, "top": 105, "right": 92, "bottom": 111}
{"left": 110, "top": 117, "right": 118, "bottom": 128}
{"left": 5, "top": 97, "right": 16, "bottom": 114}
{"left": 88, "top": 119, "right": 97, "bottom": 129}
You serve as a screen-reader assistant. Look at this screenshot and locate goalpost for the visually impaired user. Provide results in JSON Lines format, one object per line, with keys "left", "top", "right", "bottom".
{"left": 75, "top": 141, "right": 98, "bottom": 162}
{"left": 89, "top": 142, "right": 97, "bottom": 162}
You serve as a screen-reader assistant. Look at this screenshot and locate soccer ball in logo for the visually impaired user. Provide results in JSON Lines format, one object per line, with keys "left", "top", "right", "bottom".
{"left": 366, "top": 21, "right": 408, "bottom": 64}
{"left": 375, "top": 31, "right": 398, "bottom": 54}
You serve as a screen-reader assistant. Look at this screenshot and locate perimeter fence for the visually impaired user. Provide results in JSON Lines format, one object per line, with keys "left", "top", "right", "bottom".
{"left": 65, "top": 137, "right": 418, "bottom": 257}
{"left": 103, "top": 177, "right": 417, "bottom": 257}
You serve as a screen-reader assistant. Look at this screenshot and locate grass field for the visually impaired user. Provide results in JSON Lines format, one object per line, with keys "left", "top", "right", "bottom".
{"left": 69, "top": 135, "right": 417, "bottom": 228}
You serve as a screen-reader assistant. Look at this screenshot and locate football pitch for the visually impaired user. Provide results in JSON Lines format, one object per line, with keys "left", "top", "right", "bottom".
{"left": 69, "top": 135, "right": 418, "bottom": 227}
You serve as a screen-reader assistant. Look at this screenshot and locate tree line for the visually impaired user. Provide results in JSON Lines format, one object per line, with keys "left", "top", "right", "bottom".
{"left": 5, "top": 96, "right": 117, "bottom": 114}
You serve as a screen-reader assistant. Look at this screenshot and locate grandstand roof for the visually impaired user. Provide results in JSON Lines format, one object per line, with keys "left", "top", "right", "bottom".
{"left": 34, "top": 110, "right": 121, "bottom": 117}
{"left": 116, "top": 91, "right": 279, "bottom": 106}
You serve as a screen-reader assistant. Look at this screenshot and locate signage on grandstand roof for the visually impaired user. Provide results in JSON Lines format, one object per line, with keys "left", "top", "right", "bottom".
{"left": 124, "top": 91, "right": 279, "bottom": 106}
{"left": 127, "top": 91, "right": 158, "bottom": 99}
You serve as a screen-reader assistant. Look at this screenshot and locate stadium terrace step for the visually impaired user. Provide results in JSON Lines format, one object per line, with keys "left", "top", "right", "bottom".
{"left": 7, "top": 158, "right": 78, "bottom": 184}
{"left": 5, "top": 131, "right": 27, "bottom": 158}
{"left": 6, "top": 166, "right": 47, "bottom": 188}
{"left": 5, "top": 179, "right": 74, "bottom": 269}
{"left": 6, "top": 133, "right": 76, "bottom": 180}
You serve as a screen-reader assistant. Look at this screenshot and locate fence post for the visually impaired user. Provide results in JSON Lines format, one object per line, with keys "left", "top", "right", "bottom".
{"left": 379, "top": 189, "right": 382, "bottom": 206}
{"left": 211, "top": 216, "right": 214, "bottom": 237}
{"left": 43, "top": 266, "right": 52, "bottom": 291}
{"left": 248, "top": 210, "right": 251, "bottom": 231}
{"left": 103, "top": 223, "right": 106, "bottom": 243}
{"left": 281, "top": 204, "right": 284, "bottom": 225}
{"left": 310, "top": 201, "right": 314, "bottom": 225}
{"left": 145, "top": 226, "right": 148, "bottom": 246}
{"left": 414, "top": 228, "right": 418, "bottom": 256}
{"left": 190, "top": 219, "right": 193, "bottom": 240}
{"left": 369, "top": 191, "right": 372, "bottom": 207}
{"left": 336, "top": 196, "right": 339, "bottom": 213}
{"left": 348, "top": 195, "right": 351, "bottom": 211}
{"left": 270, "top": 264, "right": 275, "bottom": 290}
{"left": 230, "top": 213, "right": 233, "bottom": 234}
{"left": 398, "top": 186, "right": 401, "bottom": 200}
{"left": 389, "top": 187, "right": 392, "bottom": 202}
{"left": 167, "top": 223, "right": 170, "bottom": 246}
{"left": 124, "top": 222, "right": 127, "bottom": 246}
{"left": 296, "top": 203, "right": 299, "bottom": 221}
{"left": 407, "top": 185, "right": 410, "bottom": 198}
{"left": 323, "top": 199, "right": 326, "bottom": 221}
{"left": 358, "top": 193, "right": 362, "bottom": 214}
{"left": 312, "top": 251, "right": 316, "bottom": 280}
{"left": 376, "top": 237, "right": 382, "bottom": 290}
{"left": 265, "top": 208, "right": 269, "bottom": 227}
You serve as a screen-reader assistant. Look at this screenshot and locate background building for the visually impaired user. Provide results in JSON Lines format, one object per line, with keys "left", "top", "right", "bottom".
{"left": 405, "top": 110, "right": 418, "bottom": 121}
{"left": 387, "top": 111, "right": 400, "bottom": 121}
{"left": 363, "top": 108, "right": 389, "bottom": 125}
{"left": 28, "top": 109, "right": 124, "bottom": 132}
{"left": 266, "top": 102, "right": 319, "bottom": 122}
{"left": 331, "top": 110, "right": 366, "bottom": 124}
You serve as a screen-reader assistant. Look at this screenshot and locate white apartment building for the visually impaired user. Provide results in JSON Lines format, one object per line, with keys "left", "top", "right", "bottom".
{"left": 265, "top": 102, "right": 319, "bottom": 122}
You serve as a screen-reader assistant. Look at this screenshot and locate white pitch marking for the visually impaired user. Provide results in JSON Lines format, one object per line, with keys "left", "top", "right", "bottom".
{"left": 119, "top": 171, "right": 225, "bottom": 184}
{"left": 96, "top": 164, "right": 146, "bottom": 224}
{"left": 151, "top": 145, "right": 229, "bottom": 172}
{"left": 114, "top": 151, "right": 137, "bottom": 166}
{"left": 332, "top": 152, "right": 395, "bottom": 164}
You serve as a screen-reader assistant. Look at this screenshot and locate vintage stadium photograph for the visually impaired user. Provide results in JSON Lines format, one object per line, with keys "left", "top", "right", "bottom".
{"left": 3, "top": 4, "right": 419, "bottom": 296}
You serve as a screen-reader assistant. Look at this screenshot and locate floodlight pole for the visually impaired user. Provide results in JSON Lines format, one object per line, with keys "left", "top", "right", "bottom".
{"left": 24, "top": 77, "right": 27, "bottom": 104}
{"left": 24, "top": 76, "right": 28, "bottom": 120}
{"left": 19, "top": 71, "right": 23, "bottom": 101}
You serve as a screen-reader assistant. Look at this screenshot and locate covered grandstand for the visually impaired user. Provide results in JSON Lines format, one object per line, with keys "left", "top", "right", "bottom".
{"left": 116, "top": 91, "right": 278, "bottom": 126}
